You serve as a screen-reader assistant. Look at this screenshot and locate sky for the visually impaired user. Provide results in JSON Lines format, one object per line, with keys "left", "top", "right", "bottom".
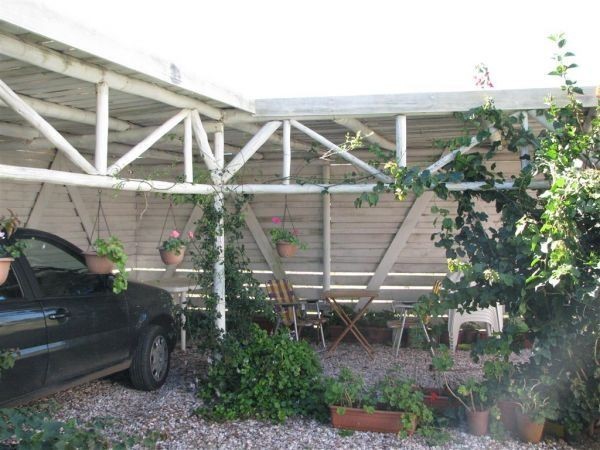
{"left": 47, "top": 0, "right": 598, "bottom": 99}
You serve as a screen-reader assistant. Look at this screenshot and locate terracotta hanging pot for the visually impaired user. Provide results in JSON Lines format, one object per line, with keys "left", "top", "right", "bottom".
{"left": 159, "top": 246, "right": 186, "bottom": 265}
{"left": 276, "top": 242, "right": 298, "bottom": 258}
{"left": 0, "top": 257, "right": 14, "bottom": 285}
{"left": 515, "top": 410, "right": 545, "bottom": 443}
{"left": 466, "top": 409, "right": 489, "bottom": 436}
{"left": 83, "top": 251, "right": 114, "bottom": 274}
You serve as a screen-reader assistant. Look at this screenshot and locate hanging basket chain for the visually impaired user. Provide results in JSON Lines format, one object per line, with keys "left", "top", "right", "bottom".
{"left": 88, "top": 190, "right": 112, "bottom": 250}
{"left": 281, "top": 195, "right": 297, "bottom": 233}
{"left": 157, "top": 201, "right": 180, "bottom": 248}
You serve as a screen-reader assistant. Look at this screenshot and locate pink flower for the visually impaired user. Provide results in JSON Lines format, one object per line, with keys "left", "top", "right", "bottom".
{"left": 187, "top": 231, "right": 195, "bottom": 239}
{"left": 292, "top": 228, "right": 300, "bottom": 236}
{"left": 271, "top": 217, "right": 282, "bottom": 224}
{"left": 169, "top": 230, "right": 181, "bottom": 239}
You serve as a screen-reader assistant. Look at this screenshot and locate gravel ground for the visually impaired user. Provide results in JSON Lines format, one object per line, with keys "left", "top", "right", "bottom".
{"left": 34, "top": 343, "right": 597, "bottom": 450}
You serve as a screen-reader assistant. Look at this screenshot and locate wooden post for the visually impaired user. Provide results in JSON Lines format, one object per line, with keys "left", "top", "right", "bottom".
{"left": 282, "top": 120, "right": 291, "bottom": 184}
{"left": 95, "top": 82, "right": 109, "bottom": 175}
{"left": 183, "top": 114, "right": 193, "bottom": 182}
{"left": 322, "top": 165, "right": 331, "bottom": 290}
{"left": 395, "top": 115, "right": 407, "bottom": 167}
{"left": 519, "top": 113, "right": 530, "bottom": 169}
{"left": 214, "top": 130, "right": 226, "bottom": 333}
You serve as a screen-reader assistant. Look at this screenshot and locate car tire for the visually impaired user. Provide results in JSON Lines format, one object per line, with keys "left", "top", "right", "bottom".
{"left": 129, "top": 325, "right": 171, "bottom": 391}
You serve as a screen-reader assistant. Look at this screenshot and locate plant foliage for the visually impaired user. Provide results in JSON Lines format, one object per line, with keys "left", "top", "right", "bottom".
{"left": 93, "top": 236, "right": 128, "bottom": 294}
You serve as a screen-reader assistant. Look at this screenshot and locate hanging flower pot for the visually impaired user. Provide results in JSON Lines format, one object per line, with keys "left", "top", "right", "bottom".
{"left": 83, "top": 250, "right": 114, "bottom": 274}
{"left": 276, "top": 241, "right": 298, "bottom": 258}
{"left": 0, "top": 257, "right": 14, "bottom": 285}
{"left": 269, "top": 216, "right": 307, "bottom": 259}
{"left": 158, "top": 229, "right": 193, "bottom": 266}
{"left": 159, "top": 246, "right": 186, "bottom": 265}
{"left": 0, "top": 210, "right": 27, "bottom": 285}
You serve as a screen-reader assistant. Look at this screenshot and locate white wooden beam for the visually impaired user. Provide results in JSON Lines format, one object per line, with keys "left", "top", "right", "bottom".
{"left": 527, "top": 110, "right": 554, "bottom": 131}
{"left": 322, "top": 165, "right": 331, "bottom": 290}
{"left": 243, "top": 204, "right": 286, "bottom": 280}
{"left": 183, "top": 115, "right": 193, "bottom": 183}
{"left": 291, "top": 120, "right": 393, "bottom": 183}
{"left": 334, "top": 117, "right": 396, "bottom": 151}
{"left": 233, "top": 121, "right": 312, "bottom": 152}
{"left": 0, "top": 121, "right": 40, "bottom": 139}
{"left": 0, "top": 31, "right": 223, "bottom": 120}
{"left": 0, "top": 92, "right": 132, "bottom": 131}
{"left": 95, "top": 82, "right": 109, "bottom": 175}
{"left": 519, "top": 113, "right": 531, "bottom": 169}
{"left": 362, "top": 192, "right": 434, "bottom": 306}
{"left": 426, "top": 126, "right": 495, "bottom": 174}
{"left": 222, "top": 121, "right": 281, "bottom": 183}
{"left": 246, "top": 87, "right": 598, "bottom": 120}
{"left": 0, "top": 164, "right": 550, "bottom": 194}
{"left": 190, "top": 110, "right": 219, "bottom": 181}
{"left": 213, "top": 130, "right": 226, "bottom": 333}
{"left": 396, "top": 115, "right": 407, "bottom": 167}
{"left": 0, "top": 79, "right": 97, "bottom": 174}
{"left": 107, "top": 109, "right": 189, "bottom": 175}
{"left": 282, "top": 120, "right": 291, "bottom": 185}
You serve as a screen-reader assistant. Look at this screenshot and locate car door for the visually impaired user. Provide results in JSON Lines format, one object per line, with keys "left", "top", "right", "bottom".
{"left": 0, "top": 261, "right": 48, "bottom": 405}
{"left": 17, "top": 232, "right": 130, "bottom": 385}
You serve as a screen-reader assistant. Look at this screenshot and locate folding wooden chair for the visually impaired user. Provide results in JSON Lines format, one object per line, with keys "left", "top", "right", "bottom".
{"left": 265, "top": 279, "right": 327, "bottom": 348}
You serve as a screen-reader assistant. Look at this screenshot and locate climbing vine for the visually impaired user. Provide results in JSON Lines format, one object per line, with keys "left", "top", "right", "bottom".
{"left": 171, "top": 186, "right": 272, "bottom": 351}
{"left": 375, "top": 35, "right": 599, "bottom": 436}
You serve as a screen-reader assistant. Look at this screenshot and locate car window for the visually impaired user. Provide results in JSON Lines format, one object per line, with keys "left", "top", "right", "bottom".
{"left": 0, "top": 267, "right": 23, "bottom": 302}
{"left": 20, "top": 238, "right": 108, "bottom": 297}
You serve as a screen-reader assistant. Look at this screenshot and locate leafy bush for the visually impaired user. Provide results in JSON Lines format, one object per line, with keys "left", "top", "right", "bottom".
{"left": 197, "top": 325, "right": 326, "bottom": 422}
{"left": 0, "top": 406, "right": 160, "bottom": 449}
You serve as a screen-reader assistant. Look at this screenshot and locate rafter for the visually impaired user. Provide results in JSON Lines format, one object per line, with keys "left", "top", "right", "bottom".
{"left": 334, "top": 117, "right": 396, "bottom": 151}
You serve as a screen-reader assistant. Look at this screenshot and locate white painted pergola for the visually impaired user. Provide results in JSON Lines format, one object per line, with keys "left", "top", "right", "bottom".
{"left": 0, "top": 3, "right": 596, "bottom": 331}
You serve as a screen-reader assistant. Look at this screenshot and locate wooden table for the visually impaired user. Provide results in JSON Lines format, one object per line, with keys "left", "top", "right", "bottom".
{"left": 321, "top": 289, "right": 379, "bottom": 357}
{"left": 147, "top": 277, "right": 199, "bottom": 351}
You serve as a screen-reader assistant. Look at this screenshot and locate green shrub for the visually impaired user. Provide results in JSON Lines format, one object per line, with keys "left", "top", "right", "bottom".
{"left": 197, "top": 325, "right": 326, "bottom": 422}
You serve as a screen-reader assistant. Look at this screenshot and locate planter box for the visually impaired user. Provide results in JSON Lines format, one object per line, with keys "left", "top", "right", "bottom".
{"left": 422, "top": 388, "right": 455, "bottom": 410}
{"left": 329, "top": 406, "right": 416, "bottom": 434}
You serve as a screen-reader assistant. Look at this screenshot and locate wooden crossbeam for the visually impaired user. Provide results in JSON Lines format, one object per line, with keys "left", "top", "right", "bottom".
{"left": 243, "top": 204, "right": 286, "bottom": 280}
{"left": 334, "top": 117, "right": 396, "bottom": 151}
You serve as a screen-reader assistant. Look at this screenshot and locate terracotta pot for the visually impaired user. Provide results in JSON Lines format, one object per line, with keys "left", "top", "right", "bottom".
{"left": 83, "top": 251, "right": 114, "bottom": 274}
{"left": 515, "top": 410, "right": 545, "bottom": 443}
{"left": 466, "top": 409, "right": 489, "bottom": 436}
{"left": 329, "top": 406, "right": 417, "bottom": 434}
{"left": 0, "top": 257, "right": 14, "bottom": 285}
{"left": 497, "top": 400, "right": 519, "bottom": 435}
{"left": 276, "top": 242, "right": 298, "bottom": 258}
{"left": 159, "top": 246, "right": 186, "bottom": 265}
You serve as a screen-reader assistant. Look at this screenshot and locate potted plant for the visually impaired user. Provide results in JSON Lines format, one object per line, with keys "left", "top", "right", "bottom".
{"left": 84, "top": 236, "right": 128, "bottom": 294}
{"left": 431, "top": 346, "right": 490, "bottom": 436}
{"left": 159, "top": 229, "right": 194, "bottom": 265}
{"left": 324, "top": 368, "right": 432, "bottom": 434}
{"left": 456, "top": 378, "right": 491, "bottom": 436}
{"left": 509, "top": 378, "right": 558, "bottom": 443}
{"left": 0, "top": 210, "right": 26, "bottom": 285}
{"left": 269, "top": 217, "right": 307, "bottom": 258}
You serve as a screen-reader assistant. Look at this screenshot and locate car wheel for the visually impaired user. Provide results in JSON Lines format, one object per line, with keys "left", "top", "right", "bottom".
{"left": 130, "top": 325, "right": 171, "bottom": 391}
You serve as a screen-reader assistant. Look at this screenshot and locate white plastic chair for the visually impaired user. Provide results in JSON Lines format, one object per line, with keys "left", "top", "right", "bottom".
{"left": 448, "top": 304, "right": 504, "bottom": 351}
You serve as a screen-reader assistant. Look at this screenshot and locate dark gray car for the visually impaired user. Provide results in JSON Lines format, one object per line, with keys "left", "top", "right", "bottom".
{"left": 0, "top": 229, "right": 176, "bottom": 407}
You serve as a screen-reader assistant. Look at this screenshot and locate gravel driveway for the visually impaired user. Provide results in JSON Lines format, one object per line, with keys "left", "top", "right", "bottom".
{"left": 37, "top": 344, "right": 597, "bottom": 450}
